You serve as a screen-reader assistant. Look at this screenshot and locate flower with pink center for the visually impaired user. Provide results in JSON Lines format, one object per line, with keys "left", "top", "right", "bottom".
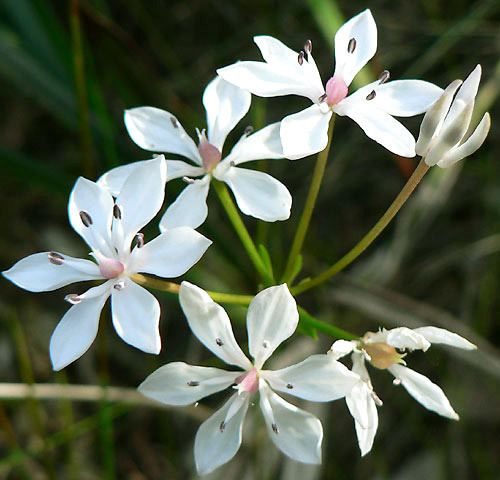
{"left": 3, "top": 157, "right": 212, "bottom": 370}
{"left": 139, "top": 282, "right": 359, "bottom": 475}
{"left": 217, "top": 9, "right": 444, "bottom": 159}
{"left": 98, "top": 76, "right": 292, "bottom": 230}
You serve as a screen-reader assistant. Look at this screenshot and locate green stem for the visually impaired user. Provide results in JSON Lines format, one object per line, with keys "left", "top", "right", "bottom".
{"left": 281, "top": 115, "right": 336, "bottom": 283}
{"left": 292, "top": 159, "right": 430, "bottom": 296}
{"left": 132, "top": 274, "right": 356, "bottom": 340}
{"left": 213, "top": 180, "right": 274, "bottom": 285}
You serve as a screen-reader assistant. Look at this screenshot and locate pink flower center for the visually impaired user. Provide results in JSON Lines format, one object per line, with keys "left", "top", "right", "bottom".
{"left": 235, "top": 368, "right": 259, "bottom": 394}
{"left": 198, "top": 137, "right": 222, "bottom": 172}
{"left": 99, "top": 257, "right": 125, "bottom": 279}
{"left": 325, "top": 75, "right": 348, "bottom": 107}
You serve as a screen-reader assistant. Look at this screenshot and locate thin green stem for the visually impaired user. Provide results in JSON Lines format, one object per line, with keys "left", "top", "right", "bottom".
{"left": 292, "top": 159, "right": 430, "bottom": 296}
{"left": 213, "top": 180, "right": 274, "bottom": 285}
{"left": 282, "top": 115, "right": 336, "bottom": 283}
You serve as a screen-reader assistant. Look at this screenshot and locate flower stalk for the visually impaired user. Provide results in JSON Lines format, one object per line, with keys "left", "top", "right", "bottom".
{"left": 292, "top": 159, "right": 430, "bottom": 295}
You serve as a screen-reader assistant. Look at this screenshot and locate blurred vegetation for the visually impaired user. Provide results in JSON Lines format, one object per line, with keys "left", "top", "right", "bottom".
{"left": 0, "top": 0, "right": 499, "bottom": 479}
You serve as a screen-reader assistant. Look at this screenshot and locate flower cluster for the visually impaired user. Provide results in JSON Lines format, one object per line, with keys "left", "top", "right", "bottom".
{"left": 2, "top": 8, "right": 489, "bottom": 476}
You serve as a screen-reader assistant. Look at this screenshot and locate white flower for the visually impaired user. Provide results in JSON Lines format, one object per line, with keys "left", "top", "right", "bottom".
{"left": 99, "top": 77, "right": 291, "bottom": 230}
{"left": 329, "top": 326, "right": 477, "bottom": 456}
{"left": 217, "top": 9, "right": 443, "bottom": 159}
{"left": 2, "top": 157, "right": 212, "bottom": 370}
{"left": 139, "top": 282, "right": 358, "bottom": 475}
{"left": 416, "top": 65, "right": 491, "bottom": 168}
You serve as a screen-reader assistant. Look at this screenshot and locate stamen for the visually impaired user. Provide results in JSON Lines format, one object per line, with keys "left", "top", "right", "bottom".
{"left": 113, "top": 204, "right": 122, "bottom": 220}
{"left": 347, "top": 37, "right": 356, "bottom": 53}
{"left": 393, "top": 378, "right": 401, "bottom": 386}
{"left": 216, "top": 338, "right": 224, "bottom": 346}
{"left": 48, "top": 251, "right": 65, "bottom": 265}
{"left": 219, "top": 421, "right": 226, "bottom": 433}
{"left": 297, "top": 51, "right": 304, "bottom": 65}
{"left": 272, "top": 423, "right": 279, "bottom": 434}
{"left": 262, "top": 341, "right": 269, "bottom": 348}
{"left": 304, "top": 39, "right": 312, "bottom": 53}
{"left": 229, "top": 161, "right": 236, "bottom": 167}
{"left": 135, "top": 233, "right": 145, "bottom": 249}
{"left": 286, "top": 383, "right": 294, "bottom": 389}
{"left": 318, "top": 93, "right": 327, "bottom": 103}
{"left": 187, "top": 381, "right": 200, "bottom": 387}
{"left": 65, "top": 293, "right": 82, "bottom": 305}
{"left": 182, "top": 176, "right": 195, "bottom": 184}
{"left": 113, "top": 281, "right": 125, "bottom": 291}
{"left": 378, "top": 70, "right": 390, "bottom": 84}
{"left": 170, "top": 116, "right": 179, "bottom": 129}
{"left": 79, "top": 211, "right": 93, "bottom": 227}
{"left": 244, "top": 125, "right": 254, "bottom": 136}
{"left": 366, "top": 90, "right": 376, "bottom": 101}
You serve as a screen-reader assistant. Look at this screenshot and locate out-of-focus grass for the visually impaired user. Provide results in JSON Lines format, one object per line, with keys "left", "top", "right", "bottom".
{"left": 0, "top": 0, "right": 499, "bottom": 478}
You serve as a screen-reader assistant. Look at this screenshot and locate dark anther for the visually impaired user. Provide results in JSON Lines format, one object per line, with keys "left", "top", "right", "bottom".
{"left": 216, "top": 338, "right": 224, "bottom": 346}
{"left": 347, "top": 37, "right": 357, "bottom": 54}
{"left": 318, "top": 93, "right": 327, "bottom": 103}
{"left": 113, "top": 282, "right": 125, "bottom": 291}
{"left": 113, "top": 204, "right": 122, "bottom": 220}
{"left": 272, "top": 423, "right": 279, "bottom": 434}
{"left": 170, "top": 116, "right": 179, "bottom": 129}
{"left": 297, "top": 51, "right": 305, "bottom": 65}
{"left": 79, "top": 211, "right": 93, "bottom": 227}
{"left": 219, "top": 421, "right": 226, "bottom": 433}
{"left": 229, "top": 161, "right": 236, "bottom": 167}
{"left": 304, "top": 39, "right": 312, "bottom": 54}
{"left": 286, "top": 383, "right": 294, "bottom": 389}
{"left": 187, "top": 381, "right": 200, "bottom": 387}
{"left": 135, "top": 233, "right": 145, "bottom": 249}
{"left": 48, "top": 251, "right": 64, "bottom": 265}
{"left": 244, "top": 125, "right": 254, "bottom": 136}
{"left": 65, "top": 293, "right": 82, "bottom": 304}
{"left": 262, "top": 341, "right": 269, "bottom": 348}
{"left": 378, "top": 70, "right": 390, "bottom": 84}
{"left": 366, "top": 90, "right": 376, "bottom": 101}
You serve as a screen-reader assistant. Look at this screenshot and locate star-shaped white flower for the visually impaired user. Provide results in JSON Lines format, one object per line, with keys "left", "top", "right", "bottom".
{"left": 329, "top": 326, "right": 477, "bottom": 456}
{"left": 3, "top": 157, "right": 212, "bottom": 370}
{"left": 416, "top": 65, "right": 491, "bottom": 168}
{"left": 217, "top": 9, "right": 443, "bottom": 159}
{"left": 139, "top": 282, "right": 358, "bottom": 475}
{"left": 99, "top": 77, "right": 291, "bottom": 230}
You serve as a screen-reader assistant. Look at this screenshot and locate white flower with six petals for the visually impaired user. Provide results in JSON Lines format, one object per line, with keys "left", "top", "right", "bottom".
{"left": 139, "top": 282, "right": 359, "bottom": 475}
{"left": 99, "top": 77, "right": 291, "bottom": 230}
{"left": 217, "top": 9, "right": 443, "bottom": 159}
{"left": 3, "top": 157, "right": 212, "bottom": 370}
{"left": 329, "top": 326, "right": 477, "bottom": 456}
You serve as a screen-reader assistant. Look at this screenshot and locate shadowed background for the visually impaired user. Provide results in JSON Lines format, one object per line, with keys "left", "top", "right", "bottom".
{"left": 0, "top": 0, "right": 499, "bottom": 479}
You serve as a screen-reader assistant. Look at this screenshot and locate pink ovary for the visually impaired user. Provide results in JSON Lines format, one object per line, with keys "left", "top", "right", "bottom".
{"left": 325, "top": 75, "right": 348, "bottom": 107}
{"left": 99, "top": 257, "right": 125, "bottom": 279}
{"left": 235, "top": 368, "right": 259, "bottom": 394}
{"left": 198, "top": 138, "right": 222, "bottom": 172}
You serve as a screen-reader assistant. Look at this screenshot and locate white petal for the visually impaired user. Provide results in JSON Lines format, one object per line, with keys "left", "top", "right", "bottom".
{"left": 130, "top": 226, "right": 212, "bottom": 278}
{"left": 444, "top": 65, "right": 481, "bottom": 130}
{"left": 194, "top": 393, "right": 249, "bottom": 475}
{"left": 385, "top": 327, "right": 431, "bottom": 351}
{"left": 68, "top": 177, "right": 114, "bottom": 256}
{"left": 413, "top": 326, "right": 477, "bottom": 350}
{"left": 203, "top": 76, "right": 251, "bottom": 151}
{"left": 3, "top": 252, "right": 102, "bottom": 292}
{"left": 138, "top": 362, "right": 237, "bottom": 405}
{"left": 246, "top": 284, "right": 298, "bottom": 369}
{"left": 98, "top": 159, "right": 204, "bottom": 197}
{"left": 111, "top": 279, "right": 161, "bottom": 354}
{"left": 334, "top": 9, "right": 377, "bottom": 86}
{"left": 217, "top": 167, "right": 291, "bottom": 222}
{"left": 179, "top": 282, "right": 252, "bottom": 370}
{"left": 328, "top": 340, "right": 357, "bottom": 360}
{"left": 371, "top": 80, "right": 443, "bottom": 117}
{"left": 346, "top": 382, "right": 378, "bottom": 456}
{"left": 437, "top": 112, "right": 490, "bottom": 168}
{"left": 416, "top": 79, "right": 463, "bottom": 156}
{"left": 336, "top": 101, "right": 416, "bottom": 157}
{"left": 259, "top": 382, "right": 323, "bottom": 464}
{"left": 280, "top": 105, "right": 332, "bottom": 159}
{"left": 223, "top": 122, "right": 284, "bottom": 165}
{"left": 389, "top": 364, "right": 459, "bottom": 420}
{"left": 159, "top": 176, "right": 210, "bottom": 230}
{"left": 115, "top": 155, "right": 167, "bottom": 249}
{"left": 124, "top": 107, "right": 202, "bottom": 164}
{"left": 50, "top": 283, "right": 110, "bottom": 370}
{"left": 262, "top": 354, "right": 359, "bottom": 402}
